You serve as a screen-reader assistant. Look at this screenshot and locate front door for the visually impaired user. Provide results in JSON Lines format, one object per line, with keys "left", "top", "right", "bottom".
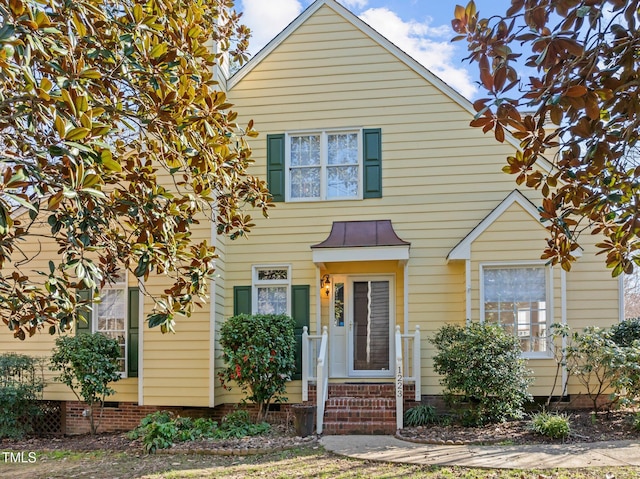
{"left": 348, "top": 276, "right": 394, "bottom": 377}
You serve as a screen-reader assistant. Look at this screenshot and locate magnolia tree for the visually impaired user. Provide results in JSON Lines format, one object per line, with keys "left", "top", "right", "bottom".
{"left": 0, "top": 0, "right": 272, "bottom": 338}
{"left": 453, "top": 0, "right": 640, "bottom": 275}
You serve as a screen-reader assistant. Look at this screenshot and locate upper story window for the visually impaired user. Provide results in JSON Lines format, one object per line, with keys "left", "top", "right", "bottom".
{"left": 287, "top": 130, "right": 361, "bottom": 201}
{"left": 481, "top": 264, "right": 551, "bottom": 358}
{"left": 267, "top": 129, "right": 381, "bottom": 203}
{"left": 252, "top": 265, "right": 291, "bottom": 315}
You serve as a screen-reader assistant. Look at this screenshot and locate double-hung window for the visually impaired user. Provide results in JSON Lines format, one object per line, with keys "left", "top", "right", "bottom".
{"left": 77, "top": 274, "right": 139, "bottom": 378}
{"left": 252, "top": 266, "right": 291, "bottom": 315}
{"left": 94, "top": 278, "right": 127, "bottom": 374}
{"left": 482, "top": 265, "right": 551, "bottom": 357}
{"left": 287, "top": 130, "right": 361, "bottom": 201}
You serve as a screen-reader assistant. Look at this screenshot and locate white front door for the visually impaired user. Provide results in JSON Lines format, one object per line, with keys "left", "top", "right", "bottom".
{"left": 329, "top": 277, "right": 347, "bottom": 377}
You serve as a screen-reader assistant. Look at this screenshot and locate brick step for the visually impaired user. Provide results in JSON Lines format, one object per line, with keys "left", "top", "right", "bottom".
{"left": 323, "top": 407, "right": 396, "bottom": 422}
{"left": 326, "top": 397, "right": 396, "bottom": 408}
{"left": 326, "top": 383, "right": 395, "bottom": 399}
{"left": 322, "top": 420, "right": 397, "bottom": 435}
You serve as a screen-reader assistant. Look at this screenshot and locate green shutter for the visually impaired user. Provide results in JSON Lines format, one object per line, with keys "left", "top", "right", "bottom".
{"left": 127, "top": 287, "right": 140, "bottom": 378}
{"left": 363, "top": 128, "right": 382, "bottom": 198}
{"left": 76, "top": 289, "right": 92, "bottom": 335}
{"left": 233, "top": 286, "right": 252, "bottom": 316}
{"left": 267, "top": 134, "right": 285, "bottom": 202}
{"left": 291, "top": 285, "right": 310, "bottom": 381}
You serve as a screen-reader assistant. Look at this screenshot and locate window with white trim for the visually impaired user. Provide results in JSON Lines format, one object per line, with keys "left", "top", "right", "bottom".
{"left": 482, "top": 265, "right": 550, "bottom": 356}
{"left": 252, "top": 266, "right": 291, "bottom": 315}
{"left": 94, "top": 277, "right": 127, "bottom": 374}
{"left": 287, "top": 130, "right": 361, "bottom": 201}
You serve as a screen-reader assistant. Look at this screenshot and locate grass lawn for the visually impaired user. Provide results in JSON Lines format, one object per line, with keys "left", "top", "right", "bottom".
{"left": 0, "top": 446, "right": 638, "bottom": 479}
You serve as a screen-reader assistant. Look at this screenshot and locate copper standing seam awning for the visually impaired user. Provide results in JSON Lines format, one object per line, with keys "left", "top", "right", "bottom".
{"left": 311, "top": 220, "right": 410, "bottom": 265}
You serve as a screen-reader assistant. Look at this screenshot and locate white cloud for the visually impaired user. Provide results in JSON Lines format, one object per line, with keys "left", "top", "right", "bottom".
{"left": 359, "top": 8, "right": 477, "bottom": 99}
{"left": 241, "top": 0, "right": 303, "bottom": 53}
{"left": 339, "top": 0, "right": 368, "bottom": 8}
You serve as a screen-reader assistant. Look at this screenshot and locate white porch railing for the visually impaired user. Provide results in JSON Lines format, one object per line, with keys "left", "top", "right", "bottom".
{"left": 301, "top": 326, "right": 320, "bottom": 401}
{"left": 315, "top": 326, "right": 329, "bottom": 434}
{"left": 394, "top": 325, "right": 421, "bottom": 430}
{"left": 301, "top": 326, "right": 329, "bottom": 434}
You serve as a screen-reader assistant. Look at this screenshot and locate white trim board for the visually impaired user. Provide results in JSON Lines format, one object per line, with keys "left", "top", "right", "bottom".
{"left": 312, "top": 245, "right": 410, "bottom": 265}
{"left": 448, "top": 189, "right": 545, "bottom": 262}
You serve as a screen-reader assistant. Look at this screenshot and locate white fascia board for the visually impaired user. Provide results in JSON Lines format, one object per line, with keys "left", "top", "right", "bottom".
{"left": 312, "top": 245, "right": 410, "bottom": 264}
{"left": 447, "top": 189, "right": 543, "bottom": 262}
{"left": 227, "top": 0, "right": 328, "bottom": 88}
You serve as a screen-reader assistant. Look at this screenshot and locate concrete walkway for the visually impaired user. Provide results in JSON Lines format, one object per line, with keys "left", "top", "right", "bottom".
{"left": 320, "top": 435, "right": 640, "bottom": 469}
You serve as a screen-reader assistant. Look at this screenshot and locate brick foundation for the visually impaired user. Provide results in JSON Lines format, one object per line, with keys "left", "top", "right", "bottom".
{"left": 64, "top": 402, "right": 215, "bottom": 435}
{"left": 61, "top": 391, "right": 605, "bottom": 435}
{"left": 64, "top": 401, "right": 298, "bottom": 435}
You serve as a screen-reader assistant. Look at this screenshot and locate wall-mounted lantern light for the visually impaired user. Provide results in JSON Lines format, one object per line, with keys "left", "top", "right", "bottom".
{"left": 321, "top": 274, "right": 331, "bottom": 297}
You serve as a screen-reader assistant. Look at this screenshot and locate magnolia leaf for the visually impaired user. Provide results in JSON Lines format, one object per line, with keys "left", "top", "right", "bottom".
{"left": 566, "top": 85, "right": 588, "bottom": 97}
{"left": 65, "top": 127, "right": 90, "bottom": 141}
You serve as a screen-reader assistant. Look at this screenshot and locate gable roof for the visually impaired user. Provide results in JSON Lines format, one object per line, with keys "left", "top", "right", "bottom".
{"left": 228, "top": 0, "right": 554, "bottom": 172}
{"left": 447, "top": 189, "right": 544, "bottom": 262}
{"left": 229, "top": 1, "right": 473, "bottom": 112}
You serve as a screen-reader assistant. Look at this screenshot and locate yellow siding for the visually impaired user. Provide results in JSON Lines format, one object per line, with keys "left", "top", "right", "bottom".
{"left": 0, "top": 218, "right": 138, "bottom": 402}
{"left": 225, "top": 3, "right": 620, "bottom": 400}
{"left": 140, "top": 171, "right": 213, "bottom": 407}
{"left": 0, "top": 2, "right": 621, "bottom": 410}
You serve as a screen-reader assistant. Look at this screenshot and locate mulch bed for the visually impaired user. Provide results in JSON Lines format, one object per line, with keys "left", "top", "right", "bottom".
{"left": 0, "top": 424, "right": 320, "bottom": 455}
{"left": 3, "top": 410, "right": 639, "bottom": 454}
{"left": 397, "top": 409, "right": 640, "bottom": 445}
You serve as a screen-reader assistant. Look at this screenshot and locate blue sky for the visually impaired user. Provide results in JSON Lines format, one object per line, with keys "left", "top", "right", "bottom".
{"left": 238, "top": 0, "right": 512, "bottom": 99}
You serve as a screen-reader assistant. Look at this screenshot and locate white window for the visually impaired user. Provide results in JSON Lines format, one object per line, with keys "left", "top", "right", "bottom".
{"left": 481, "top": 265, "right": 551, "bottom": 357}
{"left": 287, "top": 130, "right": 361, "bottom": 201}
{"left": 94, "top": 277, "right": 127, "bottom": 375}
{"left": 252, "top": 266, "right": 291, "bottom": 315}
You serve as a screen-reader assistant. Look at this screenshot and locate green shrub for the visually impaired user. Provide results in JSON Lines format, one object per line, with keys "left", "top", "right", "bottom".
{"left": 529, "top": 411, "right": 571, "bottom": 439}
{"left": 214, "top": 409, "right": 271, "bottom": 439}
{"left": 610, "top": 318, "right": 640, "bottom": 347}
{"left": 564, "top": 326, "right": 625, "bottom": 411}
{"left": 143, "top": 420, "right": 178, "bottom": 453}
{"left": 218, "top": 314, "right": 296, "bottom": 421}
{"left": 127, "top": 411, "right": 173, "bottom": 440}
{"left": 431, "top": 322, "right": 533, "bottom": 425}
{"left": 0, "top": 353, "right": 45, "bottom": 439}
{"left": 50, "top": 333, "right": 122, "bottom": 434}
{"left": 129, "top": 411, "right": 218, "bottom": 453}
{"left": 403, "top": 404, "right": 437, "bottom": 427}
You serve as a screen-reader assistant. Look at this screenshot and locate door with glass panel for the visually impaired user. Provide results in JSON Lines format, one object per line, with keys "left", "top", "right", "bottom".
{"left": 329, "top": 277, "right": 347, "bottom": 377}
{"left": 348, "top": 277, "right": 394, "bottom": 377}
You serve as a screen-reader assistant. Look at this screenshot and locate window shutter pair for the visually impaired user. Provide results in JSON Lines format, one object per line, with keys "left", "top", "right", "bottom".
{"left": 266, "top": 128, "right": 382, "bottom": 202}
{"left": 76, "top": 288, "right": 140, "bottom": 378}
{"left": 232, "top": 285, "right": 310, "bottom": 381}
